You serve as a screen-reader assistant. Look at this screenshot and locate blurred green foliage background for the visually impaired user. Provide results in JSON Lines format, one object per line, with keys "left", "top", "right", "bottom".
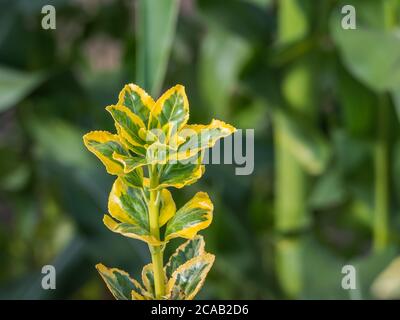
{"left": 1, "top": 0, "right": 400, "bottom": 299}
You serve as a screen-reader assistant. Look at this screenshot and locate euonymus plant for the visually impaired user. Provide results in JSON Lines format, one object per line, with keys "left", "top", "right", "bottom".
{"left": 83, "top": 84, "right": 235, "bottom": 300}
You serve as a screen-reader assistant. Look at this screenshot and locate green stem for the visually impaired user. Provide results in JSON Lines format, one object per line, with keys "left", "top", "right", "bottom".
{"left": 372, "top": 0, "right": 396, "bottom": 252}
{"left": 274, "top": 0, "right": 313, "bottom": 299}
{"left": 373, "top": 94, "right": 390, "bottom": 252}
{"left": 148, "top": 165, "right": 165, "bottom": 299}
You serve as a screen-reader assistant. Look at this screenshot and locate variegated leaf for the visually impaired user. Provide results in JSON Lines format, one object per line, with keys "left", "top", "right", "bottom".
{"left": 165, "top": 235, "right": 205, "bottom": 279}
{"left": 112, "top": 152, "right": 147, "bottom": 173}
{"left": 122, "top": 167, "right": 144, "bottom": 188}
{"left": 96, "top": 263, "right": 145, "bottom": 300}
{"left": 117, "top": 84, "right": 155, "bottom": 124}
{"left": 141, "top": 263, "right": 155, "bottom": 298}
{"left": 156, "top": 154, "right": 205, "bottom": 190}
{"left": 166, "top": 253, "right": 215, "bottom": 300}
{"left": 113, "top": 141, "right": 178, "bottom": 174}
{"left": 150, "top": 85, "right": 189, "bottom": 132}
{"left": 103, "top": 215, "right": 160, "bottom": 245}
{"left": 165, "top": 192, "right": 213, "bottom": 241}
{"left": 175, "top": 119, "right": 236, "bottom": 160}
{"left": 83, "top": 131, "right": 128, "bottom": 175}
{"left": 104, "top": 177, "right": 160, "bottom": 245}
{"left": 159, "top": 188, "right": 176, "bottom": 226}
{"left": 106, "top": 104, "right": 147, "bottom": 155}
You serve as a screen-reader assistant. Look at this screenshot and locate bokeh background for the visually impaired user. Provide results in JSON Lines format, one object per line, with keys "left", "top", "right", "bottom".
{"left": 1, "top": 0, "right": 400, "bottom": 299}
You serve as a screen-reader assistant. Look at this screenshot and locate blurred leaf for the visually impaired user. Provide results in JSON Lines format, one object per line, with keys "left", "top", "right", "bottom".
{"left": 0, "top": 66, "right": 45, "bottom": 112}
{"left": 232, "top": 98, "right": 268, "bottom": 131}
{"left": 333, "top": 130, "right": 370, "bottom": 174}
{"left": 278, "top": 0, "right": 308, "bottom": 45}
{"left": 275, "top": 109, "right": 331, "bottom": 175}
{"left": 338, "top": 67, "right": 376, "bottom": 137}
{"left": 371, "top": 256, "right": 400, "bottom": 299}
{"left": 310, "top": 169, "right": 346, "bottom": 209}
{"left": 301, "top": 237, "right": 347, "bottom": 299}
{"left": 0, "top": 146, "right": 30, "bottom": 192}
{"left": 350, "top": 248, "right": 397, "bottom": 299}
{"left": 28, "top": 117, "right": 90, "bottom": 168}
{"left": 136, "top": 0, "right": 180, "bottom": 96}
{"left": 199, "top": 27, "right": 251, "bottom": 118}
{"left": 0, "top": 163, "right": 30, "bottom": 191}
{"left": 28, "top": 117, "right": 111, "bottom": 228}
{"left": 0, "top": 237, "right": 87, "bottom": 299}
{"left": 345, "top": 0, "right": 384, "bottom": 29}
{"left": 198, "top": 0, "right": 272, "bottom": 42}
{"left": 331, "top": 11, "right": 400, "bottom": 92}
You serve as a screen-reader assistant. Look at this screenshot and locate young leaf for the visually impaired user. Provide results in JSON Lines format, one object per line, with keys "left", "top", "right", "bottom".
{"left": 106, "top": 104, "right": 147, "bottom": 154}
{"left": 165, "top": 192, "right": 213, "bottom": 241}
{"left": 96, "top": 263, "right": 145, "bottom": 300}
{"left": 150, "top": 85, "right": 189, "bottom": 132}
{"left": 165, "top": 235, "right": 205, "bottom": 278}
{"left": 117, "top": 84, "right": 155, "bottom": 124}
{"left": 83, "top": 131, "right": 128, "bottom": 175}
{"left": 166, "top": 253, "right": 215, "bottom": 300}
{"left": 104, "top": 178, "right": 161, "bottom": 245}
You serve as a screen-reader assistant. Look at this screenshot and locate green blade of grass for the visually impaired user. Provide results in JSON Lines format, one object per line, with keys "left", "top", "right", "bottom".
{"left": 136, "top": 0, "right": 180, "bottom": 97}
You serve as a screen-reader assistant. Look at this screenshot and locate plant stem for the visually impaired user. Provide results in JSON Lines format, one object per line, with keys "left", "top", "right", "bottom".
{"left": 148, "top": 165, "right": 165, "bottom": 299}
{"left": 274, "top": 0, "right": 312, "bottom": 298}
{"left": 372, "top": 0, "right": 396, "bottom": 252}
{"left": 373, "top": 94, "right": 390, "bottom": 252}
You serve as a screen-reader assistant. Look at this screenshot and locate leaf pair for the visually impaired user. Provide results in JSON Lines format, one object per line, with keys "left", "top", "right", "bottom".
{"left": 96, "top": 236, "right": 214, "bottom": 300}
{"left": 104, "top": 178, "right": 213, "bottom": 246}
